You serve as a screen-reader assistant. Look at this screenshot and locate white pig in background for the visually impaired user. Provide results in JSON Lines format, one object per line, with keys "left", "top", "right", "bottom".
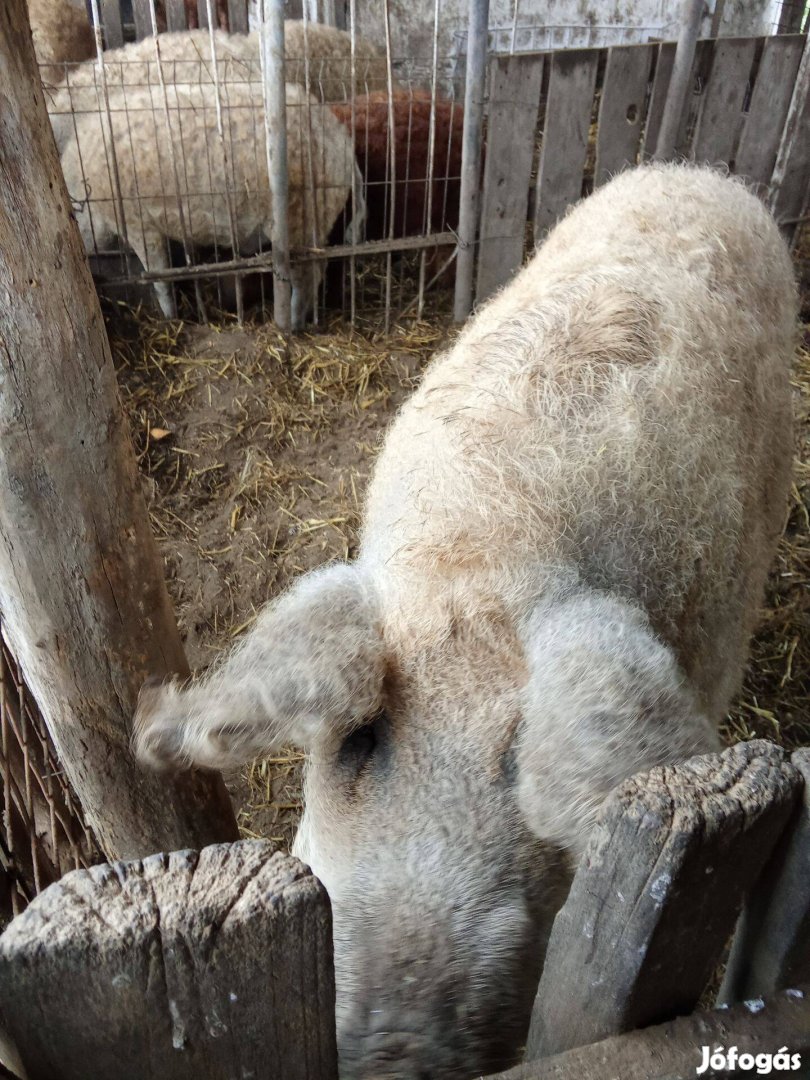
{"left": 134, "top": 164, "right": 796, "bottom": 1078}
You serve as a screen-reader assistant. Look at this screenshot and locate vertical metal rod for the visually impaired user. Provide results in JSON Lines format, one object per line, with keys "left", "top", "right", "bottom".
{"left": 206, "top": 0, "right": 245, "bottom": 324}
{"left": 382, "top": 0, "right": 396, "bottom": 333}
{"left": 653, "top": 0, "right": 703, "bottom": 162}
{"left": 453, "top": 0, "right": 489, "bottom": 323}
{"left": 417, "top": 0, "right": 441, "bottom": 318}
{"left": 300, "top": 5, "right": 321, "bottom": 327}
{"left": 147, "top": 0, "right": 206, "bottom": 319}
{"left": 510, "top": 0, "right": 520, "bottom": 54}
{"left": 260, "top": 0, "right": 292, "bottom": 333}
{"left": 88, "top": 0, "right": 129, "bottom": 263}
{"left": 348, "top": 0, "right": 358, "bottom": 326}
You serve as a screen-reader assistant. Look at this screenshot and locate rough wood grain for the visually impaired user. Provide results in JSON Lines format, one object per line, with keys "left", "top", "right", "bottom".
{"left": 0, "top": 841, "right": 338, "bottom": 1080}
{"left": 652, "top": 0, "right": 702, "bottom": 161}
{"left": 534, "top": 49, "right": 598, "bottom": 241}
{"left": 100, "top": 0, "right": 124, "bottom": 48}
{"left": 0, "top": 0, "right": 238, "bottom": 860}
{"left": 674, "top": 39, "right": 712, "bottom": 160}
{"left": 166, "top": 0, "right": 190, "bottom": 32}
{"left": 692, "top": 37, "right": 757, "bottom": 166}
{"left": 526, "top": 740, "right": 801, "bottom": 1060}
{"left": 475, "top": 53, "right": 543, "bottom": 304}
{"left": 735, "top": 35, "right": 804, "bottom": 187}
{"left": 490, "top": 987, "right": 810, "bottom": 1079}
{"left": 595, "top": 44, "right": 654, "bottom": 185}
{"left": 131, "top": 0, "right": 154, "bottom": 39}
{"left": 641, "top": 42, "right": 675, "bottom": 159}
{"left": 770, "top": 33, "right": 810, "bottom": 234}
{"left": 718, "top": 748, "right": 810, "bottom": 1005}
{"left": 228, "top": 0, "right": 249, "bottom": 34}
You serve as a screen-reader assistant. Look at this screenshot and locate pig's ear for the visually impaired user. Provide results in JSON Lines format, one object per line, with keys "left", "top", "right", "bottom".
{"left": 133, "top": 562, "right": 385, "bottom": 771}
{"left": 513, "top": 591, "right": 717, "bottom": 859}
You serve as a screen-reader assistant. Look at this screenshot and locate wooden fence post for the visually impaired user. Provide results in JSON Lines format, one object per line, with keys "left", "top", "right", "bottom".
{"left": 0, "top": 841, "right": 338, "bottom": 1080}
{"left": 652, "top": 0, "right": 703, "bottom": 161}
{"left": 718, "top": 748, "right": 810, "bottom": 1004}
{"left": 770, "top": 27, "right": 810, "bottom": 240}
{"left": 488, "top": 987, "right": 810, "bottom": 1080}
{"left": 475, "top": 53, "right": 543, "bottom": 304}
{"left": 260, "top": 0, "right": 292, "bottom": 332}
{"left": 0, "top": 0, "right": 238, "bottom": 859}
{"left": 526, "top": 741, "right": 801, "bottom": 1060}
{"left": 453, "top": 0, "right": 489, "bottom": 323}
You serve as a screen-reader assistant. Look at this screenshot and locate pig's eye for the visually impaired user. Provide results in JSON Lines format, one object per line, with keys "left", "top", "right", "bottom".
{"left": 338, "top": 710, "right": 385, "bottom": 774}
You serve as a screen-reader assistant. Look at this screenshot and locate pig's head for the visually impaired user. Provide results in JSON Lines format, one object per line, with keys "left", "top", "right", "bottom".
{"left": 135, "top": 561, "right": 711, "bottom": 1078}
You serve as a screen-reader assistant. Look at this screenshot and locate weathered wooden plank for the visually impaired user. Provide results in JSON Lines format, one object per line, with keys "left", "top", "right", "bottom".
{"left": 489, "top": 987, "right": 810, "bottom": 1079}
{"left": 0, "top": 842, "right": 338, "bottom": 1080}
{"left": 197, "top": 0, "right": 210, "bottom": 28}
{"left": 777, "top": 0, "right": 805, "bottom": 34}
{"left": 641, "top": 42, "right": 675, "bottom": 159}
{"left": 99, "top": 0, "right": 124, "bottom": 49}
{"left": 228, "top": 0, "right": 249, "bottom": 33}
{"left": 534, "top": 49, "right": 598, "bottom": 241}
{"left": 692, "top": 37, "right": 757, "bottom": 166}
{"left": 131, "top": 0, "right": 154, "bottom": 39}
{"left": 735, "top": 35, "right": 805, "bottom": 186}
{"left": 718, "top": 748, "right": 810, "bottom": 1004}
{"left": 475, "top": 53, "right": 543, "bottom": 304}
{"left": 770, "top": 33, "right": 810, "bottom": 235}
{"left": 595, "top": 44, "right": 654, "bottom": 185}
{"left": 674, "top": 39, "right": 713, "bottom": 160}
{"left": 166, "top": 0, "right": 189, "bottom": 32}
{"left": 452, "top": 0, "right": 489, "bottom": 322}
{"left": 0, "top": 0, "right": 238, "bottom": 861}
{"left": 526, "top": 741, "right": 801, "bottom": 1060}
{"left": 652, "top": 0, "right": 702, "bottom": 160}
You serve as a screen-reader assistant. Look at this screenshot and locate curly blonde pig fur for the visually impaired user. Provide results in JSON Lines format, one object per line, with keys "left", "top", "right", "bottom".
{"left": 133, "top": 165, "right": 796, "bottom": 1079}
{"left": 60, "top": 78, "right": 358, "bottom": 325}
{"left": 45, "top": 25, "right": 389, "bottom": 154}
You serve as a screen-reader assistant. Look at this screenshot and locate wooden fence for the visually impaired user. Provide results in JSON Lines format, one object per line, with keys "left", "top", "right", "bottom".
{"left": 475, "top": 32, "right": 810, "bottom": 305}
{"left": 1, "top": 739, "right": 808, "bottom": 1079}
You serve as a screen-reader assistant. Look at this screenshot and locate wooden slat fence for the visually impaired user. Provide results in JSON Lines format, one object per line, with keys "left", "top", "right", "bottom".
{"left": 477, "top": 32, "right": 810, "bottom": 306}
{"left": 1, "top": 740, "right": 809, "bottom": 1079}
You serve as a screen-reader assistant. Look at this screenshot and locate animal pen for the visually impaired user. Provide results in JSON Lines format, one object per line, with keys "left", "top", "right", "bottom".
{"left": 36, "top": 0, "right": 810, "bottom": 330}
{"left": 1, "top": 0, "right": 810, "bottom": 1074}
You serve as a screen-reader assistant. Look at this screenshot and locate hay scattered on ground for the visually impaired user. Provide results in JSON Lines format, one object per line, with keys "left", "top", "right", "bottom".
{"left": 110, "top": 245, "right": 810, "bottom": 848}
{"left": 722, "top": 326, "right": 810, "bottom": 752}
{"left": 111, "top": 306, "right": 447, "bottom": 844}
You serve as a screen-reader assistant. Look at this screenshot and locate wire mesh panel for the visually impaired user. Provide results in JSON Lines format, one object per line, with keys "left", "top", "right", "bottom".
{"left": 35, "top": 0, "right": 469, "bottom": 329}
{"left": 0, "top": 619, "right": 101, "bottom": 924}
{"left": 30, "top": 0, "right": 810, "bottom": 330}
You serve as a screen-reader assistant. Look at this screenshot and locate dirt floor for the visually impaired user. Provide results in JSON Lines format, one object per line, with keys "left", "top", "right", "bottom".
{"left": 109, "top": 242, "right": 810, "bottom": 851}
{"left": 111, "top": 308, "right": 449, "bottom": 845}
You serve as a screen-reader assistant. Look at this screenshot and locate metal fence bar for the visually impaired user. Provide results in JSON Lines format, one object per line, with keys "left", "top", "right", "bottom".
{"left": 416, "top": 0, "right": 441, "bottom": 318}
{"left": 653, "top": 0, "right": 703, "bottom": 161}
{"left": 382, "top": 0, "right": 396, "bottom": 333}
{"left": 453, "top": 0, "right": 489, "bottom": 322}
{"left": 0, "top": 619, "right": 100, "bottom": 923}
{"left": 98, "top": 231, "right": 460, "bottom": 287}
{"left": 260, "top": 0, "right": 292, "bottom": 331}
{"left": 147, "top": 0, "right": 207, "bottom": 319}
{"left": 299, "top": 6, "right": 322, "bottom": 327}
{"left": 205, "top": 0, "right": 246, "bottom": 323}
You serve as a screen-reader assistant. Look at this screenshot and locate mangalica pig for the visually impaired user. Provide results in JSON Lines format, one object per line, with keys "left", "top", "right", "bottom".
{"left": 134, "top": 164, "right": 796, "bottom": 1079}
